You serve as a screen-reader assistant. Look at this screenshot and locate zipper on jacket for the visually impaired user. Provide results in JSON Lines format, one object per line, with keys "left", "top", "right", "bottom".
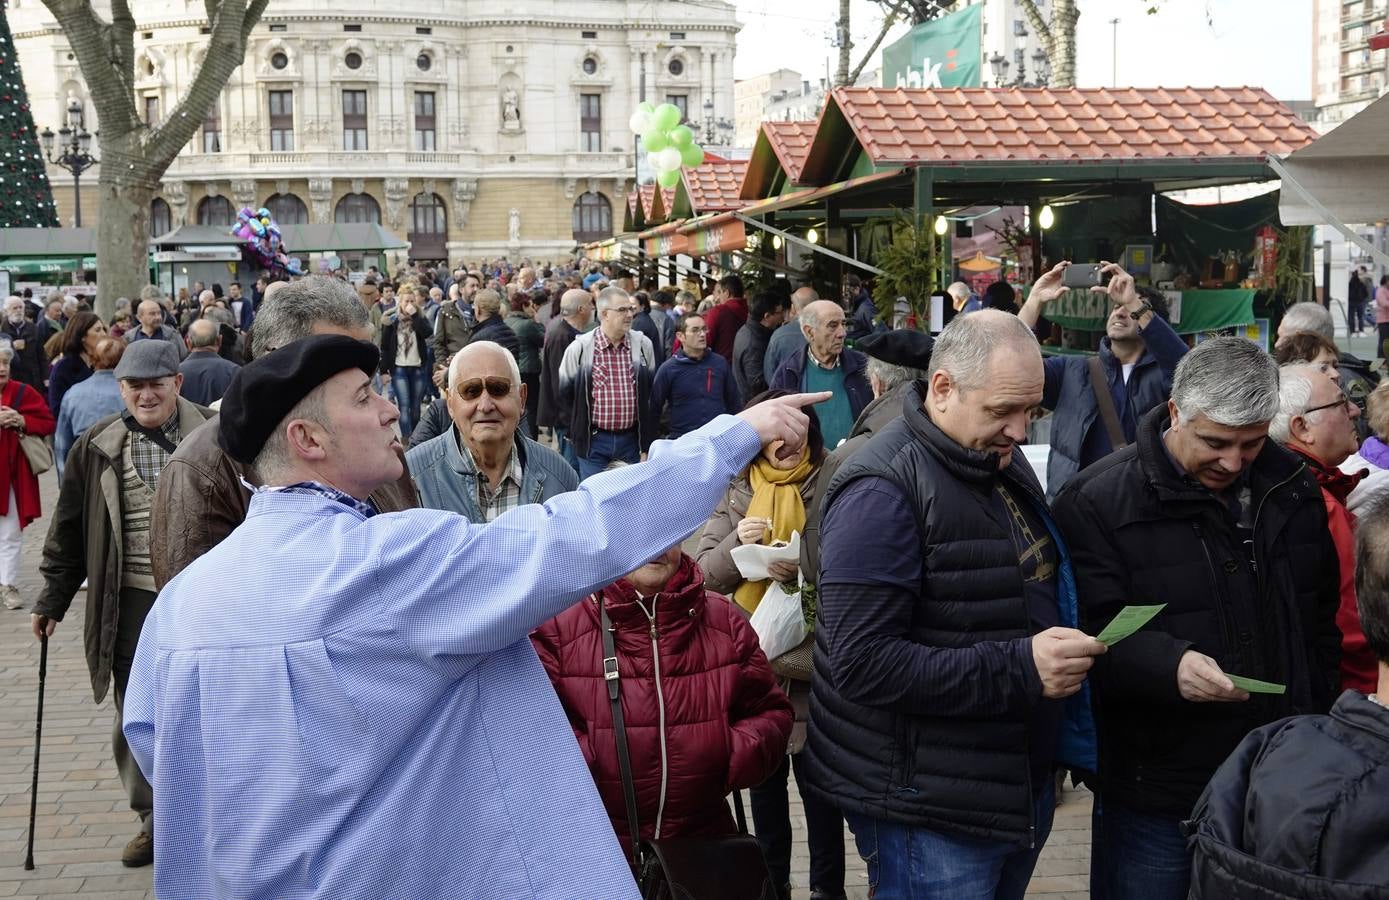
{"left": 706, "top": 369, "right": 712, "bottom": 394}
{"left": 633, "top": 593, "right": 669, "bottom": 839}
{"left": 1192, "top": 521, "right": 1240, "bottom": 658}
{"left": 1249, "top": 465, "right": 1305, "bottom": 599}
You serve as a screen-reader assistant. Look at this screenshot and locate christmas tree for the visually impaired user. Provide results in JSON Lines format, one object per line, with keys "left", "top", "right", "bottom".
{"left": 0, "top": 0, "right": 59, "bottom": 227}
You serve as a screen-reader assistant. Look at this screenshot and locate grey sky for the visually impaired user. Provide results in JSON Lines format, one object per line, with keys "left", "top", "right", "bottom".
{"left": 733, "top": 0, "right": 1315, "bottom": 102}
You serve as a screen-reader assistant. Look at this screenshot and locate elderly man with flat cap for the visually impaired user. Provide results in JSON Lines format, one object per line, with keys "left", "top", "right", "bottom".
{"left": 31, "top": 339, "right": 215, "bottom": 869}
{"left": 121, "top": 333, "right": 829, "bottom": 898}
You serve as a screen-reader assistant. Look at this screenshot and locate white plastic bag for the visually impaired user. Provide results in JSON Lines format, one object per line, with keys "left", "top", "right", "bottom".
{"left": 749, "top": 580, "right": 809, "bottom": 662}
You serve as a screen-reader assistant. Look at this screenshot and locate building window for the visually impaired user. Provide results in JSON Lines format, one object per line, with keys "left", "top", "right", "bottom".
{"left": 582, "top": 56, "right": 598, "bottom": 75}
{"left": 343, "top": 23, "right": 361, "bottom": 32}
{"left": 335, "top": 192, "right": 380, "bottom": 224}
{"left": 666, "top": 94, "right": 688, "bottom": 122}
{"left": 416, "top": 26, "right": 432, "bottom": 35}
{"left": 268, "top": 23, "right": 287, "bottom": 32}
{"left": 265, "top": 192, "right": 308, "bottom": 224}
{"left": 669, "top": 32, "right": 686, "bottom": 41}
{"left": 668, "top": 58, "right": 684, "bottom": 76}
{"left": 410, "top": 192, "right": 447, "bottom": 234}
{"left": 269, "top": 89, "right": 294, "bottom": 150}
{"left": 149, "top": 198, "right": 171, "bottom": 237}
{"left": 572, "top": 192, "right": 612, "bottom": 243}
{"left": 202, "top": 104, "right": 222, "bottom": 153}
{"left": 414, "top": 91, "right": 436, "bottom": 151}
{"left": 342, "top": 90, "right": 368, "bottom": 150}
{"left": 270, "top": 51, "right": 288, "bottom": 70}
{"left": 580, "top": 93, "right": 602, "bottom": 152}
{"left": 344, "top": 51, "right": 363, "bottom": 70}
{"left": 416, "top": 53, "right": 432, "bottom": 72}
{"left": 143, "top": 95, "right": 159, "bottom": 126}
{"left": 196, "top": 195, "right": 234, "bottom": 227}
{"left": 581, "top": 30, "right": 597, "bottom": 39}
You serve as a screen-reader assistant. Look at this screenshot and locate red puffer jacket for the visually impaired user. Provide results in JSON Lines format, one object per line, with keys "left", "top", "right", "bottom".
{"left": 531, "top": 554, "right": 792, "bottom": 859}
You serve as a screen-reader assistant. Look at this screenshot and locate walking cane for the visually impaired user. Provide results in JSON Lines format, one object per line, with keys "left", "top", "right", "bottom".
{"left": 24, "top": 631, "right": 47, "bottom": 870}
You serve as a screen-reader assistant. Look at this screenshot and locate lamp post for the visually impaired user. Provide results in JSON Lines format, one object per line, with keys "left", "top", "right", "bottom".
{"left": 703, "top": 95, "right": 715, "bottom": 145}
{"left": 40, "top": 97, "right": 99, "bottom": 228}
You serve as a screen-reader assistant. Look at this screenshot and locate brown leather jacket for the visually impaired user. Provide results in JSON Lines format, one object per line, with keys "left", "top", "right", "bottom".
{"left": 151, "top": 415, "right": 419, "bottom": 589}
{"left": 36, "top": 399, "right": 215, "bottom": 702}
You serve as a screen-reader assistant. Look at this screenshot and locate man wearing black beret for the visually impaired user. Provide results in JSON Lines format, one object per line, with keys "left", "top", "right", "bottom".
{"left": 119, "top": 330, "right": 830, "bottom": 898}
{"left": 802, "top": 327, "right": 934, "bottom": 579}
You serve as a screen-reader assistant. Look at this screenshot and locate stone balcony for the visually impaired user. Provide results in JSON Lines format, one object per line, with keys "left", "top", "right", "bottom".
{"left": 161, "top": 149, "right": 633, "bottom": 181}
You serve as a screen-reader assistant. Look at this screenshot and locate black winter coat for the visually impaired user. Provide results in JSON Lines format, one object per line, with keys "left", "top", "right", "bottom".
{"left": 1187, "top": 691, "right": 1389, "bottom": 899}
{"left": 378, "top": 313, "right": 433, "bottom": 374}
{"left": 537, "top": 320, "right": 579, "bottom": 429}
{"left": 468, "top": 314, "right": 521, "bottom": 359}
{"left": 802, "top": 385, "right": 1095, "bottom": 846}
{"left": 1051, "top": 407, "right": 1342, "bottom": 819}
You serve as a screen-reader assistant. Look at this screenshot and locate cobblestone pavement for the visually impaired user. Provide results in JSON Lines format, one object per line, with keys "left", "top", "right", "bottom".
{"left": 1, "top": 473, "right": 1092, "bottom": 898}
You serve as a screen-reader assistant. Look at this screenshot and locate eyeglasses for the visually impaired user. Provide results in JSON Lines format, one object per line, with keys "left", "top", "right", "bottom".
{"left": 605, "top": 306, "right": 638, "bottom": 316}
{"left": 454, "top": 376, "right": 514, "bottom": 401}
{"left": 1302, "top": 396, "right": 1351, "bottom": 417}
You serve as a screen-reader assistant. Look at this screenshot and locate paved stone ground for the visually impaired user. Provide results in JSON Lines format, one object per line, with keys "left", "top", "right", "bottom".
{"left": 1, "top": 472, "right": 1092, "bottom": 898}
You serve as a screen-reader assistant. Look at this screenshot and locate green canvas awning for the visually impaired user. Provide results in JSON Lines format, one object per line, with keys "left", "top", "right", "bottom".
{"left": 1043, "top": 288, "right": 1256, "bottom": 335}
{"left": 0, "top": 256, "right": 97, "bottom": 275}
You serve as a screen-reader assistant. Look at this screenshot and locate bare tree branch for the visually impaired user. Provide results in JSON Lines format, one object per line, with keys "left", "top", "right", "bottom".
{"left": 242, "top": 0, "right": 270, "bottom": 43}
{"left": 849, "top": 1, "right": 907, "bottom": 86}
{"left": 145, "top": 0, "right": 262, "bottom": 164}
{"left": 1018, "top": 0, "right": 1054, "bottom": 57}
{"left": 108, "top": 0, "right": 135, "bottom": 88}
{"left": 39, "top": 0, "right": 137, "bottom": 129}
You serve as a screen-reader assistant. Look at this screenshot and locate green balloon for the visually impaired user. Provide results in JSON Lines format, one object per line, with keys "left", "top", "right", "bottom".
{"left": 638, "top": 101, "right": 656, "bottom": 115}
{"left": 642, "top": 129, "right": 670, "bottom": 153}
{"left": 652, "top": 103, "right": 682, "bottom": 131}
{"left": 680, "top": 144, "right": 706, "bottom": 168}
{"left": 668, "top": 125, "right": 695, "bottom": 148}
{"left": 657, "top": 168, "right": 682, "bottom": 189}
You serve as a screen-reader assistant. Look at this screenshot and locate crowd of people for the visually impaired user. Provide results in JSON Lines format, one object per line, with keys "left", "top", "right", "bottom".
{"left": 9, "top": 253, "right": 1389, "bottom": 899}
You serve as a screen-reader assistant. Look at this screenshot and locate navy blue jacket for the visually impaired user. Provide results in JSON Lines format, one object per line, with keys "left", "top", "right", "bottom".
{"left": 650, "top": 349, "right": 741, "bottom": 439}
{"left": 769, "top": 346, "right": 873, "bottom": 423}
{"left": 178, "top": 349, "right": 241, "bottom": 407}
{"left": 1040, "top": 315, "right": 1187, "bottom": 499}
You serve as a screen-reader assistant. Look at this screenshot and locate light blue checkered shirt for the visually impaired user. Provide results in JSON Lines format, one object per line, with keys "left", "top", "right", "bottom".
{"left": 124, "top": 414, "right": 760, "bottom": 898}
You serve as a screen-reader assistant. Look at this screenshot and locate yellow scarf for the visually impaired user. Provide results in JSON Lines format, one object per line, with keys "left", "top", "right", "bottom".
{"left": 733, "top": 451, "right": 816, "bottom": 613}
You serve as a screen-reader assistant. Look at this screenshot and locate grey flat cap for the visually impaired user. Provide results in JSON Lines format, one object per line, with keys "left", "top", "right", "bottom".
{"left": 114, "top": 339, "right": 180, "bottom": 380}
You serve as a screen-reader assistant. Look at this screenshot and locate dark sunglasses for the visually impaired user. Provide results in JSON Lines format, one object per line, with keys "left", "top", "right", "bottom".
{"left": 455, "top": 376, "right": 513, "bottom": 401}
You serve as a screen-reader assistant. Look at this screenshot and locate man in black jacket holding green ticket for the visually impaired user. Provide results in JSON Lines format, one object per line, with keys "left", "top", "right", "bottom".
{"left": 1052, "top": 337, "right": 1342, "bottom": 900}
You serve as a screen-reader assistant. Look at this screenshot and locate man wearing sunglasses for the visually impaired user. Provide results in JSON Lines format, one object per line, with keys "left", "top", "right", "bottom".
{"left": 558, "top": 287, "right": 658, "bottom": 479}
{"left": 1272, "top": 363, "right": 1373, "bottom": 694}
{"left": 407, "top": 341, "right": 577, "bottom": 523}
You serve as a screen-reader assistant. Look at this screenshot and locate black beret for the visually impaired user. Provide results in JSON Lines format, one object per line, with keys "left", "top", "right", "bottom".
{"left": 218, "top": 335, "right": 380, "bottom": 464}
{"left": 855, "top": 329, "right": 936, "bottom": 370}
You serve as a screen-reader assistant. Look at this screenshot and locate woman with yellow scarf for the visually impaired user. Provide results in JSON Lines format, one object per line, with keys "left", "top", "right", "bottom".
{"left": 695, "top": 389, "right": 845, "bottom": 900}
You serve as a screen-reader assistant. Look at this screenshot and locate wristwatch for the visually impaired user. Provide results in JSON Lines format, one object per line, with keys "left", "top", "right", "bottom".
{"left": 1128, "top": 302, "right": 1153, "bottom": 322}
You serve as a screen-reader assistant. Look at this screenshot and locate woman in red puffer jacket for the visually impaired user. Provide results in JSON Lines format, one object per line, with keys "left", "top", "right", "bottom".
{"left": 531, "top": 546, "right": 792, "bottom": 861}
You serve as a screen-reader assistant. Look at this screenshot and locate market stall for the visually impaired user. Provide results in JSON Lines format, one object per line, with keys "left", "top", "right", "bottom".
{"left": 0, "top": 227, "right": 100, "bottom": 291}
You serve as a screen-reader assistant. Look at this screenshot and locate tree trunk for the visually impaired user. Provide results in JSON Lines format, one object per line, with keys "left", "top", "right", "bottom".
{"left": 95, "top": 173, "right": 152, "bottom": 323}
{"left": 1049, "top": 0, "right": 1079, "bottom": 88}
{"left": 835, "top": 0, "right": 853, "bottom": 86}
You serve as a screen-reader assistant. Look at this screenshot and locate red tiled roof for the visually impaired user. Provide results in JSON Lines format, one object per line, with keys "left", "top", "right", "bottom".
{"left": 763, "top": 121, "right": 818, "bottom": 182}
{"left": 683, "top": 160, "right": 748, "bottom": 213}
{"left": 628, "top": 183, "right": 675, "bottom": 220}
{"left": 826, "top": 86, "right": 1318, "bottom": 166}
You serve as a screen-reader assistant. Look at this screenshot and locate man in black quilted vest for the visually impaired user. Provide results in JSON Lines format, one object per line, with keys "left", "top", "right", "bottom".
{"left": 803, "top": 309, "right": 1106, "bottom": 898}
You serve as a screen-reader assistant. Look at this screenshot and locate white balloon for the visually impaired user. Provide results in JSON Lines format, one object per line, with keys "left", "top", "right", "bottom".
{"left": 629, "top": 112, "right": 653, "bottom": 134}
{"left": 646, "top": 151, "right": 664, "bottom": 170}
{"left": 657, "top": 147, "right": 683, "bottom": 172}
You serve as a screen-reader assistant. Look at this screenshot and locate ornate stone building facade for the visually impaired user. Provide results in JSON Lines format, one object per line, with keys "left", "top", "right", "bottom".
{"left": 10, "top": 0, "right": 740, "bottom": 262}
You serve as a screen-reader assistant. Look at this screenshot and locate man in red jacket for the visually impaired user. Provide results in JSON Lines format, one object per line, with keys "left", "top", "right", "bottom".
{"left": 531, "top": 545, "right": 792, "bottom": 863}
{"left": 703, "top": 275, "right": 749, "bottom": 364}
{"left": 1271, "top": 363, "right": 1372, "bottom": 691}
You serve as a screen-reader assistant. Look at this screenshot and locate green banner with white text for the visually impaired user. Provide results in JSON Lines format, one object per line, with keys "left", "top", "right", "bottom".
{"left": 881, "top": 5, "right": 982, "bottom": 89}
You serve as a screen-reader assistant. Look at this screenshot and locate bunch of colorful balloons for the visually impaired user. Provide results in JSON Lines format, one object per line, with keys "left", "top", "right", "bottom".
{"left": 629, "top": 102, "right": 706, "bottom": 190}
{"left": 230, "top": 206, "right": 302, "bottom": 276}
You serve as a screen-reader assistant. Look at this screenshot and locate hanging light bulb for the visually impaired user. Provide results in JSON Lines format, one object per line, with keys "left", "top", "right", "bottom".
{"left": 772, "top": 235, "right": 783, "bottom": 250}
{"left": 806, "top": 227, "right": 819, "bottom": 244}
{"left": 934, "top": 215, "right": 949, "bottom": 236}
{"left": 1038, "top": 204, "right": 1055, "bottom": 230}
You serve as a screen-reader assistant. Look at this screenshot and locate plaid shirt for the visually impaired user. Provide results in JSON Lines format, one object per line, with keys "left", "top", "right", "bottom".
{"left": 590, "top": 329, "right": 637, "bottom": 431}
{"left": 129, "top": 416, "right": 181, "bottom": 489}
{"left": 469, "top": 445, "right": 524, "bottom": 522}
{"left": 252, "top": 480, "right": 379, "bottom": 518}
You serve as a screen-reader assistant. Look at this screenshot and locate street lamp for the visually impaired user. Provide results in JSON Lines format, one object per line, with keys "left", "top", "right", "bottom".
{"left": 40, "top": 97, "right": 99, "bottom": 227}
{"left": 703, "top": 95, "right": 715, "bottom": 145}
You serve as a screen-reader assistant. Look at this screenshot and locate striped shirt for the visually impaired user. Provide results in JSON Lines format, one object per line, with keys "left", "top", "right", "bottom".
{"left": 590, "top": 329, "right": 637, "bottom": 432}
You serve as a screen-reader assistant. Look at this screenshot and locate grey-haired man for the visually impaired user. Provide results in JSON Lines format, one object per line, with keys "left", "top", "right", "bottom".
{"left": 1052, "top": 337, "right": 1342, "bottom": 900}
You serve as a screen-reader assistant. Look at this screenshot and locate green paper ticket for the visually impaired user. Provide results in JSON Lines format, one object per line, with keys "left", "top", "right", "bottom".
{"left": 1095, "top": 604, "right": 1167, "bottom": 646}
{"left": 1226, "top": 674, "right": 1287, "bottom": 695}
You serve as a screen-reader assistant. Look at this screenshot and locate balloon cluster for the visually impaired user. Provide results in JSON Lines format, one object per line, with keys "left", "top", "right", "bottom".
{"left": 231, "top": 206, "right": 303, "bottom": 276}
{"left": 629, "top": 102, "right": 705, "bottom": 190}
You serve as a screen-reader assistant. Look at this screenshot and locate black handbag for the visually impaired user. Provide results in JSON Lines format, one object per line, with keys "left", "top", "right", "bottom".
{"left": 600, "top": 600, "right": 779, "bottom": 900}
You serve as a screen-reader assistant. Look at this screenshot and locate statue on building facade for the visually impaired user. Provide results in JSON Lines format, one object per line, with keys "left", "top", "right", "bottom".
{"left": 508, "top": 208, "right": 521, "bottom": 245}
{"left": 501, "top": 86, "right": 521, "bottom": 130}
